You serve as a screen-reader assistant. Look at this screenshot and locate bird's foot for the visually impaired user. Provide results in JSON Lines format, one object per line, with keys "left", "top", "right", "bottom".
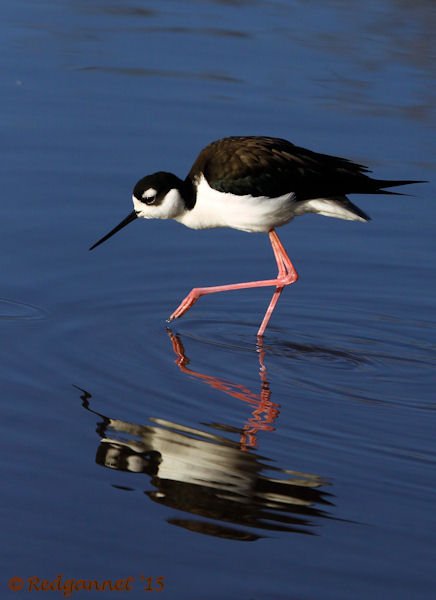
{"left": 167, "top": 289, "right": 201, "bottom": 322}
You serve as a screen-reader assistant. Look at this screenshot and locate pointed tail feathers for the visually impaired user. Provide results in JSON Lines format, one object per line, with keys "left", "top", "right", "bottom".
{"left": 372, "top": 179, "right": 426, "bottom": 195}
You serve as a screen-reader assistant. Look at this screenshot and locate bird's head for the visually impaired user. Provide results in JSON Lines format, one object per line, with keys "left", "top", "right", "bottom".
{"left": 132, "top": 172, "right": 185, "bottom": 220}
{"left": 89, "top": 171, "right": 185, "bottom": 251}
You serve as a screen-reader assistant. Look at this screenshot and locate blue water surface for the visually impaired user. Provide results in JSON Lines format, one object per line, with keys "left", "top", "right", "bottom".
{"left": 1, "top": 1, "right": 435, "bottom": 599}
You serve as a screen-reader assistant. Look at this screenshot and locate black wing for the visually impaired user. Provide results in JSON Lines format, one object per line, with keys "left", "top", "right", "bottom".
{"left": 187, "top": 136, "right": 418, "bottom": 199}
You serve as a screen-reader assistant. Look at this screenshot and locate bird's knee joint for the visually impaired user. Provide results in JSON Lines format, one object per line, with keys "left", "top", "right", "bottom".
{"left": 282, "top": 272, "right": 298, "bottom": 285}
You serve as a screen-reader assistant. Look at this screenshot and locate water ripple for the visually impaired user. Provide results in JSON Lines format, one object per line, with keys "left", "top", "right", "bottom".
{"left": 167, "top": 302, "right": 435, "bottom": 411}
{"left": 0, "top": 298, "right": 47, "bottom": 321}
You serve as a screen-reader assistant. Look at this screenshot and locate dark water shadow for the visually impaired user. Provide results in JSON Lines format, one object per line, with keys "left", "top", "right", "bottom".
{"left": 77, "top": 65, "right": 242, "bottom": 84}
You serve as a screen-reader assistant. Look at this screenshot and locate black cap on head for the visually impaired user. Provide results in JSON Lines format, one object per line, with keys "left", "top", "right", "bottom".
{"left": 133, "top": 171, "right": 184, "bottom": 204}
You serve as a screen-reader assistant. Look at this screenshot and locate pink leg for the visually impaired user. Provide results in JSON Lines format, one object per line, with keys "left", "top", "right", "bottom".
{"left": 168, "top": 229, "right": 298, "bottom": 334}
{"left": 257, "top": 230, "right": 299, "bottom": 336}
{"left": 257, "top": 287, "right": 284, "bottom": 337}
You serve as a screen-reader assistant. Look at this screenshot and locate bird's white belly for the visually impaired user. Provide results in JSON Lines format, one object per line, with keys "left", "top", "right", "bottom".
{"left": 174, "top": 175, "right": 296, "bottom": 233}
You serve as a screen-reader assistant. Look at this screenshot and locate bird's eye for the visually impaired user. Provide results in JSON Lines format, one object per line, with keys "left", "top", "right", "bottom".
{"left": 141, "top": 188, "right": 158, "bottom": 205}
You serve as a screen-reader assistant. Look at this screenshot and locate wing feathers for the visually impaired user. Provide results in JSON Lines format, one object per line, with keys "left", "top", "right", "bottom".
{"left": 187, "top": 136, "right": 421, "bottom": 199}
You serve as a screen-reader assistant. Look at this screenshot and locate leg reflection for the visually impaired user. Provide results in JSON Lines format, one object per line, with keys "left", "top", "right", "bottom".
{"left": 167, "top": 330, "right": 280, "bottom": 450}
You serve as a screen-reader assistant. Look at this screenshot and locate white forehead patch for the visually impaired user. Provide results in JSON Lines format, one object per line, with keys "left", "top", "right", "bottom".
{"left": 142, "top": 187, "right": 157, "bottom": 199}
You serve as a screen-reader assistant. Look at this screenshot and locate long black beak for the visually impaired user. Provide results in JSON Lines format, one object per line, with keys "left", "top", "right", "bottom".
{"left": 89, "top": 211, "right": 137, "bottom": 250}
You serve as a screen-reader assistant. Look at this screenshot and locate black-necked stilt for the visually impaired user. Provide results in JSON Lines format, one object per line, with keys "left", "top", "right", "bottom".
{"left": 90, "top": 136, "right": 422, "bottom": 336}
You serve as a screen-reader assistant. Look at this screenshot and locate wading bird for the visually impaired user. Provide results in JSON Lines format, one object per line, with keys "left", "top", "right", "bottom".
{"left": 90, "top": 136, "right": 421, "bottom": 336}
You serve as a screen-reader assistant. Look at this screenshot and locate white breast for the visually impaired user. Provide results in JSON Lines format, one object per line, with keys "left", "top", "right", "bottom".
{"left": 174, "top": 175, "right": 296, "bottom": 233}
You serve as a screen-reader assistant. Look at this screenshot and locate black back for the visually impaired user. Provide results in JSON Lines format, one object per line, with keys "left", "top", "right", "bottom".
{"left": 187, "top": 136, "right": 417, "bottom": 199}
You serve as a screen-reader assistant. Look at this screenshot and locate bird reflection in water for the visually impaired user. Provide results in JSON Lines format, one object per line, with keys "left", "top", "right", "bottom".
{"left": 168, "top": 330, "right": 278, "bottom": 451}
{"left": 76, "top": 333, "right": 335, "bottom": 540}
